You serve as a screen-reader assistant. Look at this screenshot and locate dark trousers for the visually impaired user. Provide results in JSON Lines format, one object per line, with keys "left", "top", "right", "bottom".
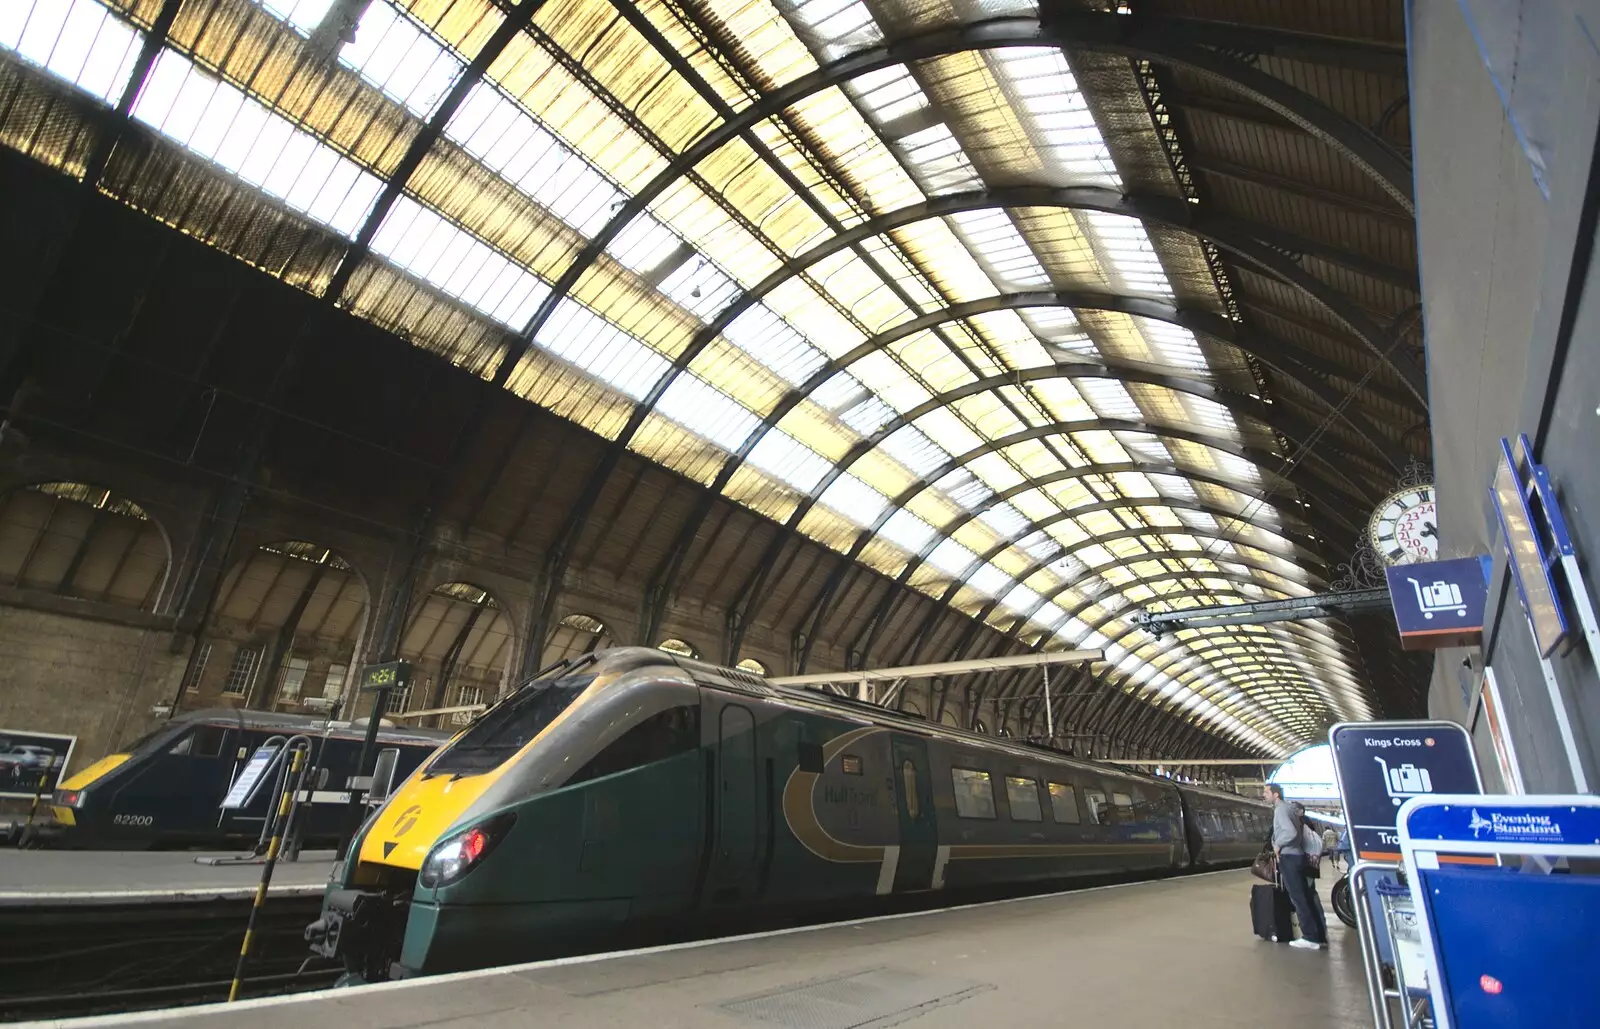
{"left": 1279, "top": 852, "right": 1327, "bottom": 944}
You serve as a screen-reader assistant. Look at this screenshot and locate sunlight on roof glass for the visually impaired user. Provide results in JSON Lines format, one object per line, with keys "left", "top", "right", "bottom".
{"left": 0, "top": 0, "right": 141, "bottom": 104}
{"left": 0, "top": 0, "right": 1383, "bottom": 752}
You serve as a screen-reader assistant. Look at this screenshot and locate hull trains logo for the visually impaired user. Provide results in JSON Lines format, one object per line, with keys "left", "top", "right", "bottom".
{"left": 1468, "top": 808, "right": 1562, "bottom": 843}
{"left": 391, "top": 804, "right": 424, "bottom": 837}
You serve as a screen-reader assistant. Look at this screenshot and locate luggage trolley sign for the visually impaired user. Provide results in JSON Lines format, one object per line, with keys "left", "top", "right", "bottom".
{"left": 1330, "top": 721, "right": 1481, "bottom": 862}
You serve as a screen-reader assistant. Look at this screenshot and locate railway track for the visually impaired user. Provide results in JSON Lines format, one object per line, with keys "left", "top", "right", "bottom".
{"left": 0, "top": 893, "right": 332, "bottom": 1021}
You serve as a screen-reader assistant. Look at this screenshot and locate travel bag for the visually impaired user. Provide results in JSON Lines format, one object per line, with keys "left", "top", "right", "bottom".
{"left": 1251, "top": 882, "right": 1295, "bottom": 942}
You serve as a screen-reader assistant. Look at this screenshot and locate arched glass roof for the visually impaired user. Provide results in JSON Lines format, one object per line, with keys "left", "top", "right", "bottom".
{"left": 0, "top": 0, "right": 1395, "bottom": 756}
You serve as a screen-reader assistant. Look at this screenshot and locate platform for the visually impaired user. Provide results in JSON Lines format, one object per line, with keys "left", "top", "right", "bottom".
{"left": 75, "top": 870, "right": 1366, "bottom": 1029}
{"left": 0, "top": 849, "right": 336, "bottom": 904}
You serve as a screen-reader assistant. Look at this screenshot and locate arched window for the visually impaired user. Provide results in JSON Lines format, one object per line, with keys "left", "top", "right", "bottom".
{"left": 735, "top": 658, "right": 767, "bottom": 676}
{"left": 544, "top": 612, "right": 611, "bottom": 666}
{"left": 206, "top": 540, "right": 367, "bottom": 711}
{"left": 398, "top": 581, "right": 517, "bottom": 722}
{"left": 0, "top": 481, "right": 167, "bottom": 609}
{"left": 657, "top": 638, "right": 697, "bottom": 659}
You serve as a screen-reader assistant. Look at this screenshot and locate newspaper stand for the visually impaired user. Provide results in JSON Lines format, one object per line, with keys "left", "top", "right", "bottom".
{"left": 1397, "top": 794, "right": 1600, "bottom": 1029}
{"left": 1350, "top": 861, "right": 1435, "bottom": 1029}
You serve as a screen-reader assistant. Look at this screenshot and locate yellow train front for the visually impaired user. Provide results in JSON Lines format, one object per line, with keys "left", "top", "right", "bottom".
{"left": 310, "top": 647, "right": 1267, "bottom": 981}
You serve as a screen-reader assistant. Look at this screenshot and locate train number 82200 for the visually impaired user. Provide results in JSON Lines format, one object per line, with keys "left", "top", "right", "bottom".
{"left": 112, "top": 813, "right": 154, "bottom": 827}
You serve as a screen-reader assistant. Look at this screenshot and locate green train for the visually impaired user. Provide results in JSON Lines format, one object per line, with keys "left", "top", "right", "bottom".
{"left": 308, "top": 648, "right": 1270, "bottom": 981}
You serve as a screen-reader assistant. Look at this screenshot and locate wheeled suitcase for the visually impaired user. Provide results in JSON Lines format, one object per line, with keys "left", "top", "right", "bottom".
{"left": 1251, "top": 883, "right": 1295, "bottom": 942}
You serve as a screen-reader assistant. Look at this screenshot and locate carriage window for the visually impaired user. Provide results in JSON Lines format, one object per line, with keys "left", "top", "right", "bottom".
{"left": 566, "top": 705, "right": 699, "bottom": 786}
{"left": 901, "top": 760, "right": 919, "bottom": 819}
{"left": 1112, "top": 791, "right": 1134, "bottom": 818}
{"left": 1084, "top": 789, "right": 1108, "bottom": 824}
{"left": 1048, "top": 782, "right": 1080, "bottom": 824}
{"left": 1005, "top": 776, "right": 1043, "bottom": 822}
{"left": 951, "top": 768, "right": 997, "bottom": 819}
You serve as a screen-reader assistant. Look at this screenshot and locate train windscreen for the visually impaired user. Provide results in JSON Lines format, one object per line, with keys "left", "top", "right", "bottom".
{"left": 426, "top": 672, "right": 595, "bottom": 775}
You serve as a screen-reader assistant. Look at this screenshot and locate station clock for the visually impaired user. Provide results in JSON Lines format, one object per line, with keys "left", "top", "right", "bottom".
{"left": 1368, "top": 485, "right": 1438, "bottom": 565}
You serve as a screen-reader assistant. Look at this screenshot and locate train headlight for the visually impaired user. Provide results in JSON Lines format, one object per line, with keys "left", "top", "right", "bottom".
{"left": 418, "top": 812, "right": 516, "bottom": 889}
{"left": 56, "top": 790, "right": 85, "bottom": 808}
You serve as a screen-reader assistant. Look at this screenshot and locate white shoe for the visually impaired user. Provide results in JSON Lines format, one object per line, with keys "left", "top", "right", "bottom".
{"left": 1289, "top": 938, "right": 1322, "bottom": 950}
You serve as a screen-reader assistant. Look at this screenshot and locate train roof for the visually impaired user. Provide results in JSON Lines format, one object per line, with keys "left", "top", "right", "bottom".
{"left": 173, "top": 707, "right": 452, "bottom": 744}
{"left": 1173, "top": 780, "right": 1273, "bottom": 809}
{"left": 567, "top": 647, "right": 1258, "bottom": 799}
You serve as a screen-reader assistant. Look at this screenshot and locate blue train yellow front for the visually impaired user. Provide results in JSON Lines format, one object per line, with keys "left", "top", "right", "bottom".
{"left": 309, "top": 648, "right": 1269, "bottom": 980}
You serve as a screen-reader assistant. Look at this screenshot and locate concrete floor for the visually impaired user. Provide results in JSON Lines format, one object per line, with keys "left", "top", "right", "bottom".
{"left": 80, "top": 869, "right": 1369, "bottom": 1029}
{"left": 0, "top": 848, "right": 335, "bottom": 903}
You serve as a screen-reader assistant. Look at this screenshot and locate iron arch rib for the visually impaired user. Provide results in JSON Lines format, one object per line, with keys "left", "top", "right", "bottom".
{"left": 757, "top": 291, "right": 1412, "bottom": 467}
{"left": 503, "top": 15, "right": 1415, "bottom": 695}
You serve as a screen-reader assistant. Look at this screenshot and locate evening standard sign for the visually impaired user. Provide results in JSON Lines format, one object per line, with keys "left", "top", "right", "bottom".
{"left": 1469, "top": 809, "right": 1564, "bottom": 844}
{"left": 1405, "top": 800, "right": 1600, "bottom": 849}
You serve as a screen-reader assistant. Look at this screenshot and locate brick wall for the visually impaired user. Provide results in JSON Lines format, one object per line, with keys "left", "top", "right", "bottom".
{"left": 0, "top": 591, "right": 188, "bottom": 767}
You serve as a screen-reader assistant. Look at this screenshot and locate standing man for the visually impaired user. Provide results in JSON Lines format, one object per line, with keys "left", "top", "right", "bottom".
{"left": 1263, "top": 783, "right": 1328, "bottom": 950}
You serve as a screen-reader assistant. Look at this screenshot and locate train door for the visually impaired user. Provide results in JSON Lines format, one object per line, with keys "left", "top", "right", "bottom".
{"left": 889, "top": 736, "right": 938, "bottom": 892}
{"left": 711, "top": 703, "right": 759, "bottom": 899}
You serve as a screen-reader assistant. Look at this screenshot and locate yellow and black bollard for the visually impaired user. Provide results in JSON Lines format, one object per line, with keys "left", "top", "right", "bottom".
{"left": 228, "top": 747, "right": 305, "bottom": 1003}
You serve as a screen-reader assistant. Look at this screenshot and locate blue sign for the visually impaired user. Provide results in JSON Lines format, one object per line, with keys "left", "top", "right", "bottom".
{"left": 1329, "top": 722, "right": 1481, "bottom": 861}
{"left": 1490, "top": 437, "right": 1568, "bottom": 656}
{"left": 1407, "top": 801, "right": 1600, "bottom": 847}
{"left": 1385, "top": 556, "right": 1491, "bottom": 650}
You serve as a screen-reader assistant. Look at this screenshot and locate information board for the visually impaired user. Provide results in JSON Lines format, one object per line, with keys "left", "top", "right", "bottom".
{"left": 0, "top": 727, "right": 76, "bottom": 799}
{"left": 1329, "top": 720, "right": 1482, "bottom": 862}
{"left": 220, "top": 741, "right": 283, "bottom": 810}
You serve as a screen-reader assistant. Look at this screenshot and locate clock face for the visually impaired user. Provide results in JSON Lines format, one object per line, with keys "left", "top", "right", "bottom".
{"left": 1369, "top": 486, "right": 1437, "bottom": 565}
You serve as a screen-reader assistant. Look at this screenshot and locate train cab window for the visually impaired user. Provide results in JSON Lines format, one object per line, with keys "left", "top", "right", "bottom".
{"left": 429, "top": 671, "right": 595, "bottom": 774}
{"left": 1084, "top": 789, "right": 1108, "bottom": 825}
{"left": 1047, "top": 782, "right": 1080, "bottom": 824}
{"left": 950, "top": 767, "right": 997, "bottom": 819}
{"left": 1004, "top": 777, "right": 1043, "bottom": 822}
{"left": 566, "top": 705, "right": 700, "bottom": 786}
{"left": 1114, "top": 790, "right": 1137, "bottom": 821}
{"left": 167, "top": 725, "right": 228, "bottom": 758}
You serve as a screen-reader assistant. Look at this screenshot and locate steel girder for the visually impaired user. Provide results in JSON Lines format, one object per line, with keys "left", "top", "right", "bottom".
{"left": 1063, "top": 588, "right": 1365, "bottom": 729}
{"left": 780, "top": 449, "right": 1355, "bottom": 674}
{"left": 1060, "top": 576, "right": 1363, "bottom": 659}
{"left": 1065, "top": 589, "right": 1364, "bottom": 690}
{"left": 493, "top": 14, "right": 1418, "bottom": 655}
{"left": 1023, "top": 561, "right": 1370, "bottom": 731}
{"left": 1034, "top": 11, "right": 1414, "bottom": 211}
{"left": 83, "top": 0, "right": 185, "bottom": 188}
{"left": 846, "top": 364, "right": 1379, "bottom": 504}
{"left": 505, "top": 14, "right": 1416, "bottom": 382}
{"left": 1136, "top": 16, "right": 1409, "bottom": 75}
{"left": 749, "top": 290, "right": 1414, "bottom": 463}
{"left": 633, "top": 190, "right": 1421, "bottom": 460}
{"left": 794, "top": 402, "right": 1357, "bottom": 659}
{"left": 850, "top": 519, "right": 1327, "bottom": 669}
{"left": 1068, "top": 579, "right": 1369, "bottom": 697}
{"left": 633, "top": 186, "right": 1410, "bottom": 657}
